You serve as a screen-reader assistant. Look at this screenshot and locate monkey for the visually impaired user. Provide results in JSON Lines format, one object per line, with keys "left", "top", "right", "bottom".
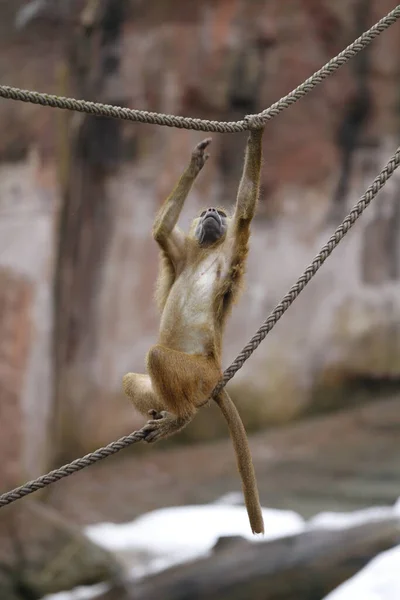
{"left": 123, "top": 129, "right": 264, "bottom": 534}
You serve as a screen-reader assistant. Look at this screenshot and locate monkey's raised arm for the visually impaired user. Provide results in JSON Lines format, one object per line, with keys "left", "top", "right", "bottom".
{"left": 153, "top": 138, "right": 212, "bottom": 264}
{"left": 233, "top": 129, "right": 264, "bottom": 225}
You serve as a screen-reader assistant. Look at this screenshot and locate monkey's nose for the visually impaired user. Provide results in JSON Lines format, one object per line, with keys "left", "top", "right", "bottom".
{"left": 206, "top": 208, "right": 217, "bottom": 213}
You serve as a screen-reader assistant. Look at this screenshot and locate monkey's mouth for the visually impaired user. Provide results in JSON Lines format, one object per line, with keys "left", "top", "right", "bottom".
{"left": 197, "top": 211, "right": 224, "bottom": 246}
{"left": 203, "top": 212, "right": 221, "bottom": 226}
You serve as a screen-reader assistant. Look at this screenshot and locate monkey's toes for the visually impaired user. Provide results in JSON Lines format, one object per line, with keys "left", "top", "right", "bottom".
{"left": 143, "top": 431, "right": 161, "bottom": 443}
{"left": 142, "top": 413, "right": 172, "bottom": 443}
{"left": 148, "top": 409, "right": 164, "bottom": 420}
{"left": 142, "top": 421, "right": 164, "bottom": 443}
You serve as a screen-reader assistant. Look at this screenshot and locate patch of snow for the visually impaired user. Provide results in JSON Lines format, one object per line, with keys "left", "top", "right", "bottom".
{"left": 323, "top": 545, "right": 400, "bottom": 600}
{"left": 318, "top": 497, "right": 400, "bottom": 600}
{"left": 85, "top": 503, "right": 305, "bottom": 578}
{"left": 42, "top": 496, "right": 400, "bottom": 600}
{"left": 42, "top": 583, "right": 110, "bottom": 600}
{"left": 213, "top": 491, "right": 245, "bottom": 505}
{"left": 308, "top": 506, "right": 396, "bottom": 530}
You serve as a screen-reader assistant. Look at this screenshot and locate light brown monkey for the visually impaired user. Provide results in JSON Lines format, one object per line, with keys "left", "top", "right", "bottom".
{"left": 123, "top": 129, "right": 264, "bottom": 534}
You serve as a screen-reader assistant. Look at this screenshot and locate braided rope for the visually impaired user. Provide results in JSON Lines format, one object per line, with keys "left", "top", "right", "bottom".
{"left": 247, "top": 4, "right": 400, "bottom": 127}
{"left": 0, "top": 5, "right": 399, "bottom": 132}
{"left": 213, "top": 147, "right": 400, "bottom": 393}
{"left": 0, "top": 430, "right": 145, "bottom": 507}
{"left": 1, "top": 146, "right": 399, "bottom": 508}
{"left": 0, "top": 85, "right": 244, "bottom": 132}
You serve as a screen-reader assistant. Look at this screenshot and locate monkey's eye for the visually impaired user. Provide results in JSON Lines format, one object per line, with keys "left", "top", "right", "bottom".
{"left": 200, "top": 211, "right": 207, "bottom": 217}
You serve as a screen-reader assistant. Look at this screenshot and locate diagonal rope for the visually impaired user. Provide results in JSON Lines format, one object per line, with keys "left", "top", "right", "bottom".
{"left": 248, "top": 4, "right": 400, "bottom": 128}
{"left": 1, "top": 145, "right": 399, "bottom": 509}
{"left": 0, "top": 430, "right": 146, "bottom": 508}
{"left": 214, "top": 147, "right": 400, "bottom": 392}
{"left": 0, "top": 5, "right": 399, "bottom": 132}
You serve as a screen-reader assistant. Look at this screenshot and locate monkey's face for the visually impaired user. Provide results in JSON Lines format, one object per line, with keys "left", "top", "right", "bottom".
{"left": 192, "top": 208, "right": 228, "bottom": 246}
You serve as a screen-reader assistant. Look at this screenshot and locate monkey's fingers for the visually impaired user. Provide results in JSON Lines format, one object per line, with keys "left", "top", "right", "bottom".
{"left": 191, "top": 140, "right": 211, "bottom": 172}
{"left": 192, "top": 139, "right": 212, "bottom": 162}
{"left": 196, "top": 138, "right": 212, "bottom": 151}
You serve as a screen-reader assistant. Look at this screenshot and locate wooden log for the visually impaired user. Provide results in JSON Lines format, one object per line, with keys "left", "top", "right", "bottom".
{"left": 120, "top": 517, "right": 400, "bottom": 600}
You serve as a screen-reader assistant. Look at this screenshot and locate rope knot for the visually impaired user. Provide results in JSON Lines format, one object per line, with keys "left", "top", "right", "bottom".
{"left": 244, "top": 114, "right": 265, "bottom": 130}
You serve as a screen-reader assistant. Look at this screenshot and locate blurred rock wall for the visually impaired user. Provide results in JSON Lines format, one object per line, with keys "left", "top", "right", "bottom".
{"left": 0, "top": 0, "right": 400, "bottom": 471}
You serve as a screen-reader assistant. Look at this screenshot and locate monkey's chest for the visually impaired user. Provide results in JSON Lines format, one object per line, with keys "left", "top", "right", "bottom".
{"left": 160, "top": 259, "right": 225, "bottom": 350}
{"left": 178, "top": 268, "right": 220, "bottom": 323}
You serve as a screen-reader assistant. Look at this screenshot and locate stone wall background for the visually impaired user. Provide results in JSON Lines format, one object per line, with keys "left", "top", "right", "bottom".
{"left": 0, "top": 0, "right": 399, "bottom": 476}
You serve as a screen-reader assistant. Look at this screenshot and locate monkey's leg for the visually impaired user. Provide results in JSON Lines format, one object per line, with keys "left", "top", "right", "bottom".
{"left": 122, "top": 373, "right": 165, "bottom": 417}
{"left": 143, "top": 345, "right": 221, "bottom": 443}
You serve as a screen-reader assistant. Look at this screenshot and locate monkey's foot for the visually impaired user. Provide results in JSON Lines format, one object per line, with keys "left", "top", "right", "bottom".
{"left": 147, "top": 409, "right": 163, "bottom": 420}
{"left": 142, "top": 411, "right": 188, "bottom": 443}
{"left": 191, "top": 138, "right": 212, "bottom": 173}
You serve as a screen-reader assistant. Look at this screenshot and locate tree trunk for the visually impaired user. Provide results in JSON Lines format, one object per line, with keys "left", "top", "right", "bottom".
{"left": 53, "top": 0, "right": 125, "bottom": 462}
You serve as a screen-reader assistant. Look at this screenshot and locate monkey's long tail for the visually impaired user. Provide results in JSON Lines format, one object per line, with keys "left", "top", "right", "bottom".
{"left": 215, "top": 389, "right": 264, "bottom": 535}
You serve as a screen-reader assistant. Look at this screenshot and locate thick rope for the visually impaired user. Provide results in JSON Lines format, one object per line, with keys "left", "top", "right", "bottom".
{"left": 1, "top": 146, "right": 399, "bottom": 509}
{"left": 0, "top": 5, "right": 399, "bottom": 132}
{"left": 0, "top": 430, "right": 146, "bottom": 508}
{"left": 247, "top": 4, "right": 400, "bottom": 128}
{"left": 214, "top": 146, "right": 400, "bottom": 392}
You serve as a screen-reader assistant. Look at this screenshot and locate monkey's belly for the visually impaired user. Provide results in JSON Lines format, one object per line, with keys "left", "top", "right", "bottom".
{"left": 159, "top": 275, "right": 217, "bottom": 354}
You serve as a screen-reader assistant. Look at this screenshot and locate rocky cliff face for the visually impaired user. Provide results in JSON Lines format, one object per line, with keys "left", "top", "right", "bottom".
{"left": 0, "top": 0, "right": 400, "bottom": 472}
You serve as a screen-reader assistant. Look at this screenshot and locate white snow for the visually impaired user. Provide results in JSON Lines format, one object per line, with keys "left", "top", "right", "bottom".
{"left": 313, "top": 500, "right": 400, "bottom": 600}
{"left": 308, "top": 505, "right": 398, "bottom": 530}
{"left": 42, "top": 583, "right": 110, "bottom": 600}
{"left": 323, "top": 545, "right": 400, "bottom": 600}
{"left": 42, "top": 495, "right": 400, "bottom": 600}
{"left": 85, "top": 502, "right": 305, "bottom": 577}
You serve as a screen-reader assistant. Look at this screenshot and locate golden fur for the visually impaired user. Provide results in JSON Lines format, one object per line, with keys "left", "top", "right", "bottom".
{"left": 123, "top": 131, "right": 264, "bottom": 534}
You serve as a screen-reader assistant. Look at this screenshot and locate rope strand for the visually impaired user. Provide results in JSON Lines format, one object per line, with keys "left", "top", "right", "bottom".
{"left": 0, "top": 430, "right": 146, "bottom": 507}
{"left": 214, "top": 147, "right": 400, "bottom": 393}
{"left": 0, "top": 5, "right": 398, "bottom": 131}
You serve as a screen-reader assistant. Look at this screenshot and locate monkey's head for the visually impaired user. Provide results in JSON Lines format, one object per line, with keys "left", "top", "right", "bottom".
{"left": 191, "top": 207, "right": 228, "bottom": 247}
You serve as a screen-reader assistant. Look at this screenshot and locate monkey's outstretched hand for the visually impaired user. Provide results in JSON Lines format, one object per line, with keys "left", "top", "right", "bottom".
{"left": 190, "top": 138, "right": 212, "bottom": 174}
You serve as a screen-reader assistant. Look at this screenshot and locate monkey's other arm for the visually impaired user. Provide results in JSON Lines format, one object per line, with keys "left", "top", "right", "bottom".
{"left": 233, "top": 128, "right": 264, "bottom": 225}
{"left": 152, "top": 138, "right": 212, "bottom": 264}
